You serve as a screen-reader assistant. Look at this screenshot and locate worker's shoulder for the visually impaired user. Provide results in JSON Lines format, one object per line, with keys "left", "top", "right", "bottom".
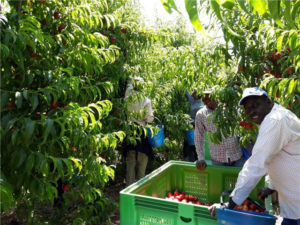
{"left": 268, "top": 104, "right": 293, "bottom": 120}
{"left": 196, "top": 106, "right": 208, "bottom": 117}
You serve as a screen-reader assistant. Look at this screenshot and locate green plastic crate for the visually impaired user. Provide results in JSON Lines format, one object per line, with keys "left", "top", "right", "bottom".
{"left": 120, "top": 161, "right": 266, "bottom": 225}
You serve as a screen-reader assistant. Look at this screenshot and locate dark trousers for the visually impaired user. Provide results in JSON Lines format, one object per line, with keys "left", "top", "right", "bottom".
{"left": 282, "top": 218, "right": 300, "bottom": 225}
{"left": 183, "top": 140, "right": 197, "bottom": 162}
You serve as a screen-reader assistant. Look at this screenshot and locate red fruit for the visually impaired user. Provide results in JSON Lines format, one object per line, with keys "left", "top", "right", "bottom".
{"left": 255, "top": 75, "right": 260, "bottom": 79}
{"left": 7, "top": 102, "right": 16, "bottom": 109}
{"left": 62, "top": 40, "right": 67, "bottom": 46}
{"left": 62, "top": 184, "right": 69, "bottom": 192}
{"left": 181, "top": 199, "right": 187, "bottom": 203}
{"left": 185, "top": 195, "right": 189, "bottom": 200}
{"left": 238, "top": 66, "right": 244, "bottom": 72}
{"left": 276, "top": 92, "right": 280, "bottom": 98}
{"left": 70, "top": 146, "right": 77, "bottom": 151}
{"left": 249, "top": 204, "right": 257, "bottom": 210}
{"left": 275, "top": 74, "right": 282, "bottom": 78}
{"left": 286, "top": 46, "right": 291, "bottom": 52}
{"left": 173, "top": 189, "right": 179, "bottom": 197}
{"left": 176, "top": 195, "right": 184, "bottom": 201}
{"left": 41, "top": 0, "right": 46, "bottom": 3}
{"left": 167, "top": 192, "right": 173, "bottom": 198}
{"left": 242, "top": 205, "right": 249, "bottom": 211}
{"left": 110, "top": 36, "right": 117, "bottom": 43}
{"left": 50, "top": 100, "right": 59, "bottom": 109}
{"left": 240, "top": 121, "right": 247, "bottom": 127}
{"left": 193, "top": 196, "right": 198, "bottom": 202}
{"left": 58, "top": 25, "right": 65, "bottom": 33}
{"left": 188, "top": 195, "right": 194, "bottom": 201}
{"left": 36, "top": 112, "right": 42, "bottom": 117}
{"left": 287, "top": 67, "right": 292, "bottom": 74}
{"left": 281, "top": 50, "right": 285, "bottom": 54}
{"left": 103, "top": 32, "right": 109, "bottom": 36}
{"left": 255, "top": 209, "right": 260, "bottom": 213}
{"left": 181, "top": 191, "right": 186, "bottom": 196}
{"left": 121, "top": 28, "right": 127, "bottom": 34}
{"left": 115, "top": 112, "right": 119, "bottom": 117}
{"left": 276, "top": 53, "right": 281, "bottom": 59}
{"left": 207, "top": 203, "right": 213, "bottom": 206}
{"left": 245, "top": 123, "right": 253, "bottom": 129}
{"left": 242, "top": 201, "right": 250, "bottom": 206}
{"left": 116, "top": 120, "right": 121, "bottom": 125}
{"left": 195, "top": 201, "right": 201, "bottom": 205}
{"left": 41, "top": 19, "right": 47, "bottom": 25}
{"left": 274, "top": 49, "right": 278, "bottom": 53}
{"left": 271, "top": 53, "right": 276, "bottom": 61}
{"left": 53, "top": 11, "right": 61, "bottom": 20}
{"left": 30, "top": 53, "right": 38, "bottom": 58}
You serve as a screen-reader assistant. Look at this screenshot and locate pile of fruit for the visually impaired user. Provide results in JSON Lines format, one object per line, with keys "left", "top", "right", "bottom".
{"left": 165, "top": 189, "right": 213, "bottom": 206}
{"left": 234, "top": 200, "right": 265, "bottom": 213}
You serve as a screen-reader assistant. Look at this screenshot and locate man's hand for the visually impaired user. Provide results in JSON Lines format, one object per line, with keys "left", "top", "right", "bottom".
{"left": 208, "top": 203, "right": 228, "bottom": 218}
{"left": 257, "top": 187, "right": 275, "bottom": 200}
{"left": 196, "top": 160, "right": 207, "bottom": 171}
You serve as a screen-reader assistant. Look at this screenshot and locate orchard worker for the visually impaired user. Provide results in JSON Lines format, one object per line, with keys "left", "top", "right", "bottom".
{"left": 183, "top": 88, "right": 204, "bottom": 162}
{"left": 209, "top": 87, "right": 300, "bottom": 225}
{"left": 123, "top": 77, "right": 154, "bottom": 187}
{"left": 195, "top": 86, "right": 245, "bottom": 170}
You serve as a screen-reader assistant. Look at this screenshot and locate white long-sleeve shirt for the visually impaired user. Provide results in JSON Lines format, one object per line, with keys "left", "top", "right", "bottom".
{"left": 231, "top": 103, "right": 300, "bottom": 219}
{"left": 125, "top": 83, "right": 154, "bottom": 126}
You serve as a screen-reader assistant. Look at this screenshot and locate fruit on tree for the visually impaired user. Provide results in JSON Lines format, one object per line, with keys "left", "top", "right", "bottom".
{"left": 54, "top": 11, "right": 61, "bottom": 20}
{"left": 62, "top": 184, "right": 69, "bottom": 192}
{"left": 30, "top": 53, "right": 38, "bottom": 58}
{"left": 239, "top": 121, "right": 247, "bottom": 127}
{"left": 50, "top": 100, "right": 59, "bottom": 109}
{"left": 7, "top": 102, "right": 16, "bottom": 108}
{"left": 41, "top": 19, "right": 47, "bottom": 25}
{"left": 245, "top": 122, "right": 253, "bottom": 129}
{"left": 58, "top": 25, "right": 65, "bottom": 33}
{"left": 121, "top": 28, "right": 127, "bottom": 34}
{"left": 70, "top": 146, "right": 77, "bottom": 151}
{"left": 287, "top": 67, "right": 292, "bottom": 74}
{"left": 110, "top": 36, "right": 117, "bottom": 43}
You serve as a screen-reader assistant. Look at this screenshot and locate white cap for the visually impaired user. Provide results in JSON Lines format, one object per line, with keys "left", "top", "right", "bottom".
{"left": 239, "top": 87, "right": 269, "bottom": 106}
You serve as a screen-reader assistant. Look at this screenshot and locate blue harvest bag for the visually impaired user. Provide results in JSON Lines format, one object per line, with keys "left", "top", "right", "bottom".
{"left": 147, "top": 123, "right": 164, "bottom": 148}
{"left": 184, "top": 129, "right": 195, "bottom": 146}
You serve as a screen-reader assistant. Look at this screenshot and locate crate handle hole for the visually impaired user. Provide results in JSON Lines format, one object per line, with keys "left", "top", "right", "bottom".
{"left": 180, "top": 216, "right": 192, "bottom": 223}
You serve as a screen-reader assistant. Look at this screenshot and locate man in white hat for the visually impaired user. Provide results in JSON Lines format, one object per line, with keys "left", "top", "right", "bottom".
{"left": 209, "top": 87, "right": 300, "bottom": 225}
{"left": 123, "top": 77, "right": 154, "bottom": 187}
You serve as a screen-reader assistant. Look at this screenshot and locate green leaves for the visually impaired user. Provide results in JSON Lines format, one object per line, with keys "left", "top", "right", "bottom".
{"left": 250, "top": 0, "right": 268, "bottom": 17}
{"left": 184, "top": 0, "right": 205, "bottom": 35}
{"left": 161, "top": 0, "right": 179, "bottom": 13}
{"left": 268, "top": 0, "right": 282, "bottom": 27}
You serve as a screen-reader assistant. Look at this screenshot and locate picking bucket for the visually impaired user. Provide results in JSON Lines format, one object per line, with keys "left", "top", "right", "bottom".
{"left": 147, "top": 118, "right": 164, "bottom": 148}
{"left": 184, "top": 129, "right": 195, "bottom": 146}
{"left": 216, "top": 190, "right": 277, "bottom": 225}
